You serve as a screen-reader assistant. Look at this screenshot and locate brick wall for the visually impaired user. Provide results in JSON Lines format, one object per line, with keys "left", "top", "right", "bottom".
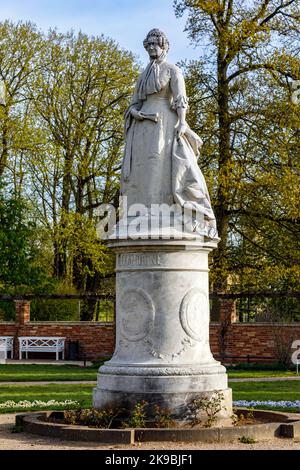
{"left": 210, "top": 323, "right": 300, "bottom": 362}
{"left": 1, "top": 301, "right": 299, "bottom": 362}
{"left": 0, "top": 320, "right": 115, "bottom": 360}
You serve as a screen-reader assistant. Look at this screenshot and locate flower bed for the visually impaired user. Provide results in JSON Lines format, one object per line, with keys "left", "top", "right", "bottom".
{"left": 0, "top": 400, "right": 79, "bottom": 410}
{"left": 234, "top": 400, "right": 300, "bottom": 409}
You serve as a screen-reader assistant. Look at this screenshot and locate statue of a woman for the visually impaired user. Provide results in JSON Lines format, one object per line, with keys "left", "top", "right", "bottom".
{"left": 121, "top": 29, "right": 218, "bottom": 239}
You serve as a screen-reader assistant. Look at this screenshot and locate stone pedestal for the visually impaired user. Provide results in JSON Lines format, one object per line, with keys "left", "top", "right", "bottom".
{"left": 93, "top": 239, "right": 232, "bottom": 423}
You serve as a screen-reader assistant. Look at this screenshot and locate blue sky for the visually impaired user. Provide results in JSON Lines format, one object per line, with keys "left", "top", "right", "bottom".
{"left": 0, "top": 0, "right": 202, "bottom": 66}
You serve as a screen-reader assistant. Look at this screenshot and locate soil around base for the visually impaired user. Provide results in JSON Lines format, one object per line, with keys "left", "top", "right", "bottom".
{"left": 15, "top": 409, "right": 300, "bottom": 443}
{"left": 46, "top": 409, "right": 269, "bottom": 428}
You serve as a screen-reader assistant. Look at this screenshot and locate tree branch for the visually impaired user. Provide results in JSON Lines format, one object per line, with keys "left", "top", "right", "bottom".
{"left": 224, "top": 0, "right": 234, "bottom": 25}
{"left": 210, "top": 14, "right": 221, "bottom": 34}
{"left": 227, "top": 62, "right": 296, "bottom": 83}
{"left": 260, "top": 0, "right": 296, "bottom": 26}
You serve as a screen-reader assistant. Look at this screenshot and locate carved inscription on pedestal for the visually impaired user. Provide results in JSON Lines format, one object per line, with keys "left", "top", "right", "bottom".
{"left": 179, "top": 288, "right": 208, "bottom": 342}
{"left": 118, "top": 253, "right": 161, "bottom": 268}
{"left": 120, "top": 288, "right": 155, "bottom": 341}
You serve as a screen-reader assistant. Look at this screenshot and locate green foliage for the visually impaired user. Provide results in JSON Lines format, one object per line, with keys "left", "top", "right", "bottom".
{"left": 64, "top": 402, "right": 175, "bottom": 429}
{"left": 187, "top": 391, "right": 225, "bottom": 427}
{"left": 239, "top": 436, "right": 256, "bottom": 444}
{"left": 0, "top": 301, "right": 15, "bottom": 321}
{"left": 0, "top": 364, "right": 98, "bottom": 382}
{"left": 152, "top": 404, "right": 175, "bottom": 428}
{"left": 175, "top": 1, "right": 300, "bottom": 300}
{"left": 231, "top": 380, "right": 300, "bottom": 402}
{"left": 0, "top": 21, "right": 138, "bottom": 303}
{"left": 64, "top": 407, "right": 121, "bottom": 428}
{"left": 122, "top": 401, "right": 148, "bottom": 428}
{"left": 228, "top": 363, "right": 292, "bottom": 372}
{"left": 96, "top": 298, "right": 114, "bottom": 322}
{"left": 237, "top": 409, "right": 255, "bottom": 424}
{"left": 30, "top": 29, "right": 138, "bottom": 292}
{"left": 30, "top": 280, "right": 80, "bottom": 321}
{"left": 231, "top": 411, "right": 239, "bottom": 426}
{"left": 0, "top": 11, "right": 299, "bottom": 315}
{"left": 0, "top": 384, "right": 94, "bottom": 413}
{"left": 30, "top": 299, "right": 79, "bottom": 322}
{"left": 0, "top": 195, "right": 48, "bottom": 292}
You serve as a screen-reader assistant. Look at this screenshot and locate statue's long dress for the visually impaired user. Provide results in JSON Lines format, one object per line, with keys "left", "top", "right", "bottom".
{"left": 121, "top": 60, "right": 218, "bottom": 238}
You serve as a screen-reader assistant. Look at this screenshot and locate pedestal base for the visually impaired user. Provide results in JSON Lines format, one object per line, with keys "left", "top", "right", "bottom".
{"left": 93, "top": 239, "right": 232, "bottom": 423}
{"left": 93, "top": 386, "right": 232, "bottom": 425}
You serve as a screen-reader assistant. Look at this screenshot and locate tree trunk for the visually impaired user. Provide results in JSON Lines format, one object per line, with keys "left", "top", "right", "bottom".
{"left": 211, "top": 47, "right": 232, "bottom": 319}
{"left": 0, "top": 107, "right": 9, "bottom": 177}
{"left": 53, "top": 238, "right": 67, "bottom": 279}
{"left": 53, "top": 151, "right": 73, "bottom": 279}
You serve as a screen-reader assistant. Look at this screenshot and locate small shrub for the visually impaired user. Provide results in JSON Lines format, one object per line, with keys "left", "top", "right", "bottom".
{"left": 246, "top": 408, "right": 255, "bottom": 420}
{"left": 64, "top": 409, "right": 79, "bottom": 425}
{"left": 231, "top": 412, "right": 239, "bottom": 426}
{"left": 63, "top": 407, "right": 122, "bottom": 428}
{"left": 239, "top": 436, "right": 256, "bottom": 444}
{"left": 152, "top": 404, "right": 175, "bottom": 428}
{"left": 187, "top": 391, "right": 225, "bottom": 428}
{"left": 122, "top": 401, "right": 148, "bottom": 428}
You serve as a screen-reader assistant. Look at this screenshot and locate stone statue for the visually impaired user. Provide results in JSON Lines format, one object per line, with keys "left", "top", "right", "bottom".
{"left": 93, "top": 29, "right": 231, "bottom": 426}
{"left": 121, "top": 28, "right": 218, "bottom": 239}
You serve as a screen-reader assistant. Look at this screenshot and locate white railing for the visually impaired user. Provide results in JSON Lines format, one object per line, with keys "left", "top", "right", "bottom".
{"left": 0, "top": 336, "right": 14, "bottom": 359}
{"left": 18, "top": 336, "right": 65, "bottom": 361}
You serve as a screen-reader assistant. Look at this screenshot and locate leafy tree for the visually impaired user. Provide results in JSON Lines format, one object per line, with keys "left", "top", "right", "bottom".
{"left": 0, "top": 195, "right": 44, "bottom": 290}
{"left": 27, "top": 30, "right": 137, "bottom": 287}
{"left": 0, "top": 22, "right": 138, "bottom": 312}
{"left": 175, "top": 1, "right": 300, "bottom": 317}
{"left": 0, "top": 21, "right": 44, "bottom": 183}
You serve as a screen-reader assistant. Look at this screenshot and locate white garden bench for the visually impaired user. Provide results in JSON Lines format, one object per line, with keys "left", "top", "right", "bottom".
{"left": 18, "top": 336, "right": 65, "bottom": 361}
{"left": 0, "top": 336, "right": 14, "bottom": 359}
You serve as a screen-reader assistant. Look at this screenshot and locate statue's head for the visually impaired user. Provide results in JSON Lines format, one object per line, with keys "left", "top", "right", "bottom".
{"left": 143, "top": 29, "right": 169, "bottom": 59}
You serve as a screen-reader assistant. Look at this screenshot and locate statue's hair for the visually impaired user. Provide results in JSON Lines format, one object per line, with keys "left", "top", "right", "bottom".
{"left": 143, "top": 29, "right": 170, "bottom": 52}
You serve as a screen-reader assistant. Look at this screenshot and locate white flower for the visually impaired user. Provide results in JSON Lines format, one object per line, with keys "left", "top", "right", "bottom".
{"left": 0, "top": 399, "right": 79, "bottom": 409}
{"left": 233, "top": 400, "right": 300, "bottom": 408}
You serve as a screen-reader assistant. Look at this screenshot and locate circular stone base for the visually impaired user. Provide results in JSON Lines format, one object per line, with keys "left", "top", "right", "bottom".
{"left": 16, "top": 409, "right": 297, "bottom": 443}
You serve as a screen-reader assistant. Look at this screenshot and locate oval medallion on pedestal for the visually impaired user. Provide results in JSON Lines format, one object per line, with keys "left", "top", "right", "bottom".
{"left": 120, "top": 288, "right": 155, "bottom": 341}
{"left": 179, "top": 288, "right": 208, "bottom": 342}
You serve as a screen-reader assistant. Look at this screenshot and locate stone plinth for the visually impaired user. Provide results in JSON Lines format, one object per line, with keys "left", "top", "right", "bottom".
{"left": 93, "top": 239, "right": 232, "bottom": 423}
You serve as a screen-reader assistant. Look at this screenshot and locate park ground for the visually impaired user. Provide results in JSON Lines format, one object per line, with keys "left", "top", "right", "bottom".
{"left": 1, "top": 363, "right": 300, "bottom": 450}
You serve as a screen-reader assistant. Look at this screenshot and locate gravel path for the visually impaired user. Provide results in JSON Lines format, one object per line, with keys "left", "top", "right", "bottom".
{"left": 1, "top": 413, "right": 300, "bottom": 450}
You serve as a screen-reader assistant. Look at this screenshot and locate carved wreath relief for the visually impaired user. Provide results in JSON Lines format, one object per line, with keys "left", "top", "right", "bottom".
{"left": 119, "top": 288, "right": 155, "bottom": 341}
{"left": 179, "top": 287, "right": 208, "bottom": 342}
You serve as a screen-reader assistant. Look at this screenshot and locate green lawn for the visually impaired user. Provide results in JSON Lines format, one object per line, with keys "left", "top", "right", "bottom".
{"left": 230, "top": 380, "right": 300, "bottom": 412}
{"left": 0, "top": 364, "right": 100, "bottom": 381}
{"left": 2, "top": 364, "right": 298, "bottom": 382}
{"left": 230, "top": 379, "right": 300, "bottom": 400}
{"left": 0, "top": 383, "right": 94, "bottom": 412}
{"left": 0, "top": 380, "right": 300, "bottom": 413}
{"left": 228, "top": 370, "right": 299, "bottom": 379}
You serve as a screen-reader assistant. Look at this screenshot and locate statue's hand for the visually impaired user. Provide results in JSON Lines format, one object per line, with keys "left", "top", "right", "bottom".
{"left": 131, "top": 108, "right": 144, "bottom": 121}
{"left": 176, "top": 122, "right": 188, "bottom": 139}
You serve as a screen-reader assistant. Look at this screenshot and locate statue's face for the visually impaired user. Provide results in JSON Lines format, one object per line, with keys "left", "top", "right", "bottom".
{"left": 146, "top": 36, "right": 163, "bottom": 59}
